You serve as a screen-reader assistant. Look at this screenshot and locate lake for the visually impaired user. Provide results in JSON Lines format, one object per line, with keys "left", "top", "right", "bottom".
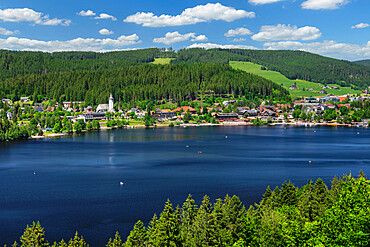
{"left": 0, "top": 126, "right": 369, "bottom": 246}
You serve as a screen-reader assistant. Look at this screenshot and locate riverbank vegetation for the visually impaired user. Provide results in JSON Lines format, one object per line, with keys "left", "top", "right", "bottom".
{"left": 6, "top": 172, "right": 369, "bottom": 246}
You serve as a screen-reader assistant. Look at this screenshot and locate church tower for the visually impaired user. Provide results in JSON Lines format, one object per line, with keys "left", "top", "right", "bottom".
{"left": 109, "top": 93, "right": 114, "bottom": 112}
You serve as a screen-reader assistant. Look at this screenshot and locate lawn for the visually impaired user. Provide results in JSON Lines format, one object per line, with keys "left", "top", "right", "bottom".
{"left": 230, "top": 61, "right": 361, "bottom": 98}
{"left": 151, "top": 58, "right": 173, "bottom": 65}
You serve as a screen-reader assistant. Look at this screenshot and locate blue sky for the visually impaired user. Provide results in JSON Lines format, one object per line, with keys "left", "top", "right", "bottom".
{"left": 0, "top": 0, "right": 369, "bottom": 60}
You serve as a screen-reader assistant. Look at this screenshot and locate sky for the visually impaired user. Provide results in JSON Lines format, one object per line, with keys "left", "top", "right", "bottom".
{"left": 0, "top": 0, "right": 369, "bottom": 61}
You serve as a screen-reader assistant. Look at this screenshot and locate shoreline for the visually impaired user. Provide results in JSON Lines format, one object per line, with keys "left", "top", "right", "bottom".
{"left": 29, "top": 121, "right": 368, "bottom": 140}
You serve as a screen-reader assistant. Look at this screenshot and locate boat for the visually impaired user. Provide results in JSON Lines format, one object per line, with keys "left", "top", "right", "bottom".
{"left": 120, "top": 182, "right": 124, "bottom": 185}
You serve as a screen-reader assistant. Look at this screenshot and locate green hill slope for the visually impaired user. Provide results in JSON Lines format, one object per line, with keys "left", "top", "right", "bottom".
{"left": 174, "top": 48, "right": 370, "bottom": 88}
{"left": 230, "top": 61, "right": 361, "bottom": 98}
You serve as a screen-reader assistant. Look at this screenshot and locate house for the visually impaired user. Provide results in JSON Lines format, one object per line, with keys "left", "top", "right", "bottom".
{"left": 261, "top": 110, "right": 276, "bottom": 117}
{"left": 34, "top": 106, "right": 44, "bottom": 112}
{"left": 172, "top": 106, "right": 197, "bottom": 114}
{"left": 6, "top": 111, "right": 13, "bottom": 120}
{"left": 20, "top": 97, "right": 29, "bottom": 102}
{"left": 305, "top": 97, "right": 318, "bottom": 103}
{"left": 82, "top": 112, "right": 106, "bottom": 121}
{"left": 319, "top": 90, "right": 328, "bottom": 94}
{"left": 260, "top": 105, "right": 275, "bottom": 111}
{"left": 2, "top": 99, "right": 11, "bottom": 104}
{"left": 245, "top": 109, "right": 259, "bottom": 117}
{"left": 289, "top": 85, "right": 298, "bottom": 90}
{"left": 222, "top": 100, "right": 236, "bottom": 107}
{"left": 84, "top": 106, "right": 93, "bottom": 112}
{"left": 151, "top": 112, "right": 176, "bottom": 121}
{"left": 308, "top": 88, "right": 313, "bottom": 91}
{"left": 331, "top": 86, "right": 339, "bottom": 90}
{"left": 215, "top": 113, "right": 239, "bottom": 121}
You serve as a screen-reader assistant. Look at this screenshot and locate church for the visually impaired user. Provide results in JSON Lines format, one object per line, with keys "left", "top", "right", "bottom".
{"left": 96, "top": 93, "right": 115, "bottom": 112}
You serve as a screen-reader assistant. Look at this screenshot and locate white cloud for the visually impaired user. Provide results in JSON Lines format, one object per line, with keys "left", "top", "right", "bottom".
{"left": 232, "top": 38, "right": 246, "bottom": 42}
{"left": 249, "top": 0, "right": 284, "bottom": 5}
{"left": 263, "top": 40, "right": 370, "bottom": 60}
{"left": 0, "top": 8, "right": 71, "bottom": 26}
{"left": 351, "top": 23, "right": 369, "bottom": 29}
{"left": 251, "top": 24, "right": 321, "bottom": 41}
{"left": 191, "top": 35, "right": 208, "bottom": 42}
{"left": 301, "top": 0, "right": 349, "bottom": 10}
{"left": 153, "top": 31, "right": 207, "bottom": 44}
{"left": 0, "top": 27, "right": 19, "bottom": 35}
{"left": 78, "top": 10, "right": 96, "bottom": 16}
{"left": 124, "top": 3, "right": 255, "bottom": 27}
{"left": 95, "top": 13, "right": 117, "bottom": 21}
{"left": 0, "top": 35, "right": 141, "bottom": 52}
{"left": 187, "top": 42, "right": 258, "bottom": 50}
{"left": 99, "top": 28, "right": 114, "bottom": 35}
{"left": 225, "top": 27, "right": 253, "bottom": 37}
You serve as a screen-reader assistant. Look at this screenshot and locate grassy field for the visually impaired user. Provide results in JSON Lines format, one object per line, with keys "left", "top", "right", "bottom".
{"left": 230, "top": 61, "right": 361, "bottom": 98}
{"left": 151, "top": 58, "right": 173, "bottom": 65}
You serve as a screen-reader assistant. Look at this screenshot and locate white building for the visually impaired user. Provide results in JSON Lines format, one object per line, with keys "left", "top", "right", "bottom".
{"left": 109, "top": 94, "right": 114, "bottom": 112}
{"left": 96, "top": 93, "right": 115, "bottom": 113}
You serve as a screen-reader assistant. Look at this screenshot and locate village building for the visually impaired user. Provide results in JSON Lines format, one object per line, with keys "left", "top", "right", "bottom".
{"left": 172, "top": 106, "right": 197, "bottom": 114}
{"left": 289, "top": 85, "right": 298, "bottom": 90}
{"left": 2, "top": 99, "right": 11, "bottom": 104}
{"left": 20, "top": 97, "right": 29, "bottom": 102}
{"left": 215, "top": 113, "right": 239, "bottom": 121}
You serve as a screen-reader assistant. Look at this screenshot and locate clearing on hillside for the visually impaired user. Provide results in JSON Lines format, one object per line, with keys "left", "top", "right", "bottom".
{"left": 230, "top": 61, "right": 361, "bottom": 98}
{"left": 151, "top": 58, "right": 173, "bottom": 65}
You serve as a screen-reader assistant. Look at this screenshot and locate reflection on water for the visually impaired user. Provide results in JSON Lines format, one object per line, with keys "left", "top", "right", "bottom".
{"left": 0, "top": 126, "right": 369, "bottom": 246}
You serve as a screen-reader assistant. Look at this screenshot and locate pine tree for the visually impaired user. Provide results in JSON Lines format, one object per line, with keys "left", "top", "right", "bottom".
{"left": 106, "top": 232, "right": 123, "bottom": 247}
{"left": 179, "top": 194, "right": 198, "bottom": 245}
{"left": 149, "top": 199, "right": 180, "bottom": 247}
{"left": 67, "top": 232, "right": 88, "bottom": 247}
{"left": 189, "top": 195, "right": 215, "bottom": 246}
{"left": 125, "top": 221, "right": 147, "bottom": 247}
{"left": 20, "top": 221, "right": 49, "bottom": 247}
{"left": 280, "top": 181, "right": 297, "bottom": 206}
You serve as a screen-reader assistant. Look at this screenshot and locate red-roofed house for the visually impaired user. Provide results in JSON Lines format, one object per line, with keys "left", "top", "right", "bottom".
{"left": 172, "top": 106, "right": 197, "bottom": 114}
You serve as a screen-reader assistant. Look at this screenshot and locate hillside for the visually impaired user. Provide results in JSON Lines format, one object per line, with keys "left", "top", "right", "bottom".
{"left": 0, "top": 48, "right": 172, "bottom": 82}
{"left": 174, "top": 49, "right": 370, "bottom": 88}
{"left": 0, "top": 63, "right": 290, "bottom": 104}
{"left": 354, "top": 59, "right": 370, "bottom": 67}
{"left": 230, "top": 61, "right": 361, "bottom": 98}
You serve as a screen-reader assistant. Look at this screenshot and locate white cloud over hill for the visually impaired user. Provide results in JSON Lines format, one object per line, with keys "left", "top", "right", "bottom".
{"left": 124, "top": 3, "right": 255, "bottom": 27}
{"left": 153, "top": 32, "right": 207, "bottom": 44}
{"left": 252, "top": 24, "right": 321, "bottom": 41}
{"left": 0, "top": 35, "right": 141, "bottom": 52}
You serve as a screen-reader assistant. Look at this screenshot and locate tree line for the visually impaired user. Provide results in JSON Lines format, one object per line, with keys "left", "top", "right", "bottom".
{"left": 173, "top": 48, "right": 370, "bottom": 88}
{"left": 0, "top": 48, "right": 170, "bottom": 82}
{"left": 0, "top": 63, "right": 290, "bottom": 105}
{"left": 5, "top": 172, "right": 369, "bottom": 246}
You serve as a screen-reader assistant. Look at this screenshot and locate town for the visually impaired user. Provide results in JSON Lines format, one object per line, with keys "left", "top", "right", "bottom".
{"left": 1, "top": 91, "right": 369, "bottom": 141}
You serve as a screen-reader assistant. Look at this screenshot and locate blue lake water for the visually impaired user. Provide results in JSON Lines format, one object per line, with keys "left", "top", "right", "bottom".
{"left": 0, "top": 126, "right": 369, "bottom": 246}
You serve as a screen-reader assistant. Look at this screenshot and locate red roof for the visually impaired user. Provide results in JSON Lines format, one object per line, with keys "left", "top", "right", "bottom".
{"left": 338, "top": 96, "right": 348, "bottom": 102}
{"left": 172, "top": 106, "right": 197, "bottom": 112}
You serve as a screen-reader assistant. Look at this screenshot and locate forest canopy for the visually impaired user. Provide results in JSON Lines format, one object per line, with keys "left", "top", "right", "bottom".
{"left": 0, "top": 63, "right": 290, "bottom": 105}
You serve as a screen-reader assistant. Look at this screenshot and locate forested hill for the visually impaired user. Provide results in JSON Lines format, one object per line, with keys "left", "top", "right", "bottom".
{"left": 173, "top": 49, "right": 370, "bottom": 88}
{"left": 0, "top": 48, "right": 172, "bottom": 82}
{"left": 354, "top": 59, "right": 370, "bottom": 67}
{"left": 0, "top": 63, "right": 290, "bottom": 104}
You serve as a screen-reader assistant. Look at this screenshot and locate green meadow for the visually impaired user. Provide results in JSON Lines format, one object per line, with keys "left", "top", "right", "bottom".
{"left": 151, "top": 58, "right": 173, "bottom": 65}
{"left": 230, "top": 61, "right": 361, "bottom": 98}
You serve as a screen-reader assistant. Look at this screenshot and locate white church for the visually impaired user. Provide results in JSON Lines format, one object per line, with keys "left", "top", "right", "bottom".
{"left": 96, "top": 93, "right": 115, "bottom": 112}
